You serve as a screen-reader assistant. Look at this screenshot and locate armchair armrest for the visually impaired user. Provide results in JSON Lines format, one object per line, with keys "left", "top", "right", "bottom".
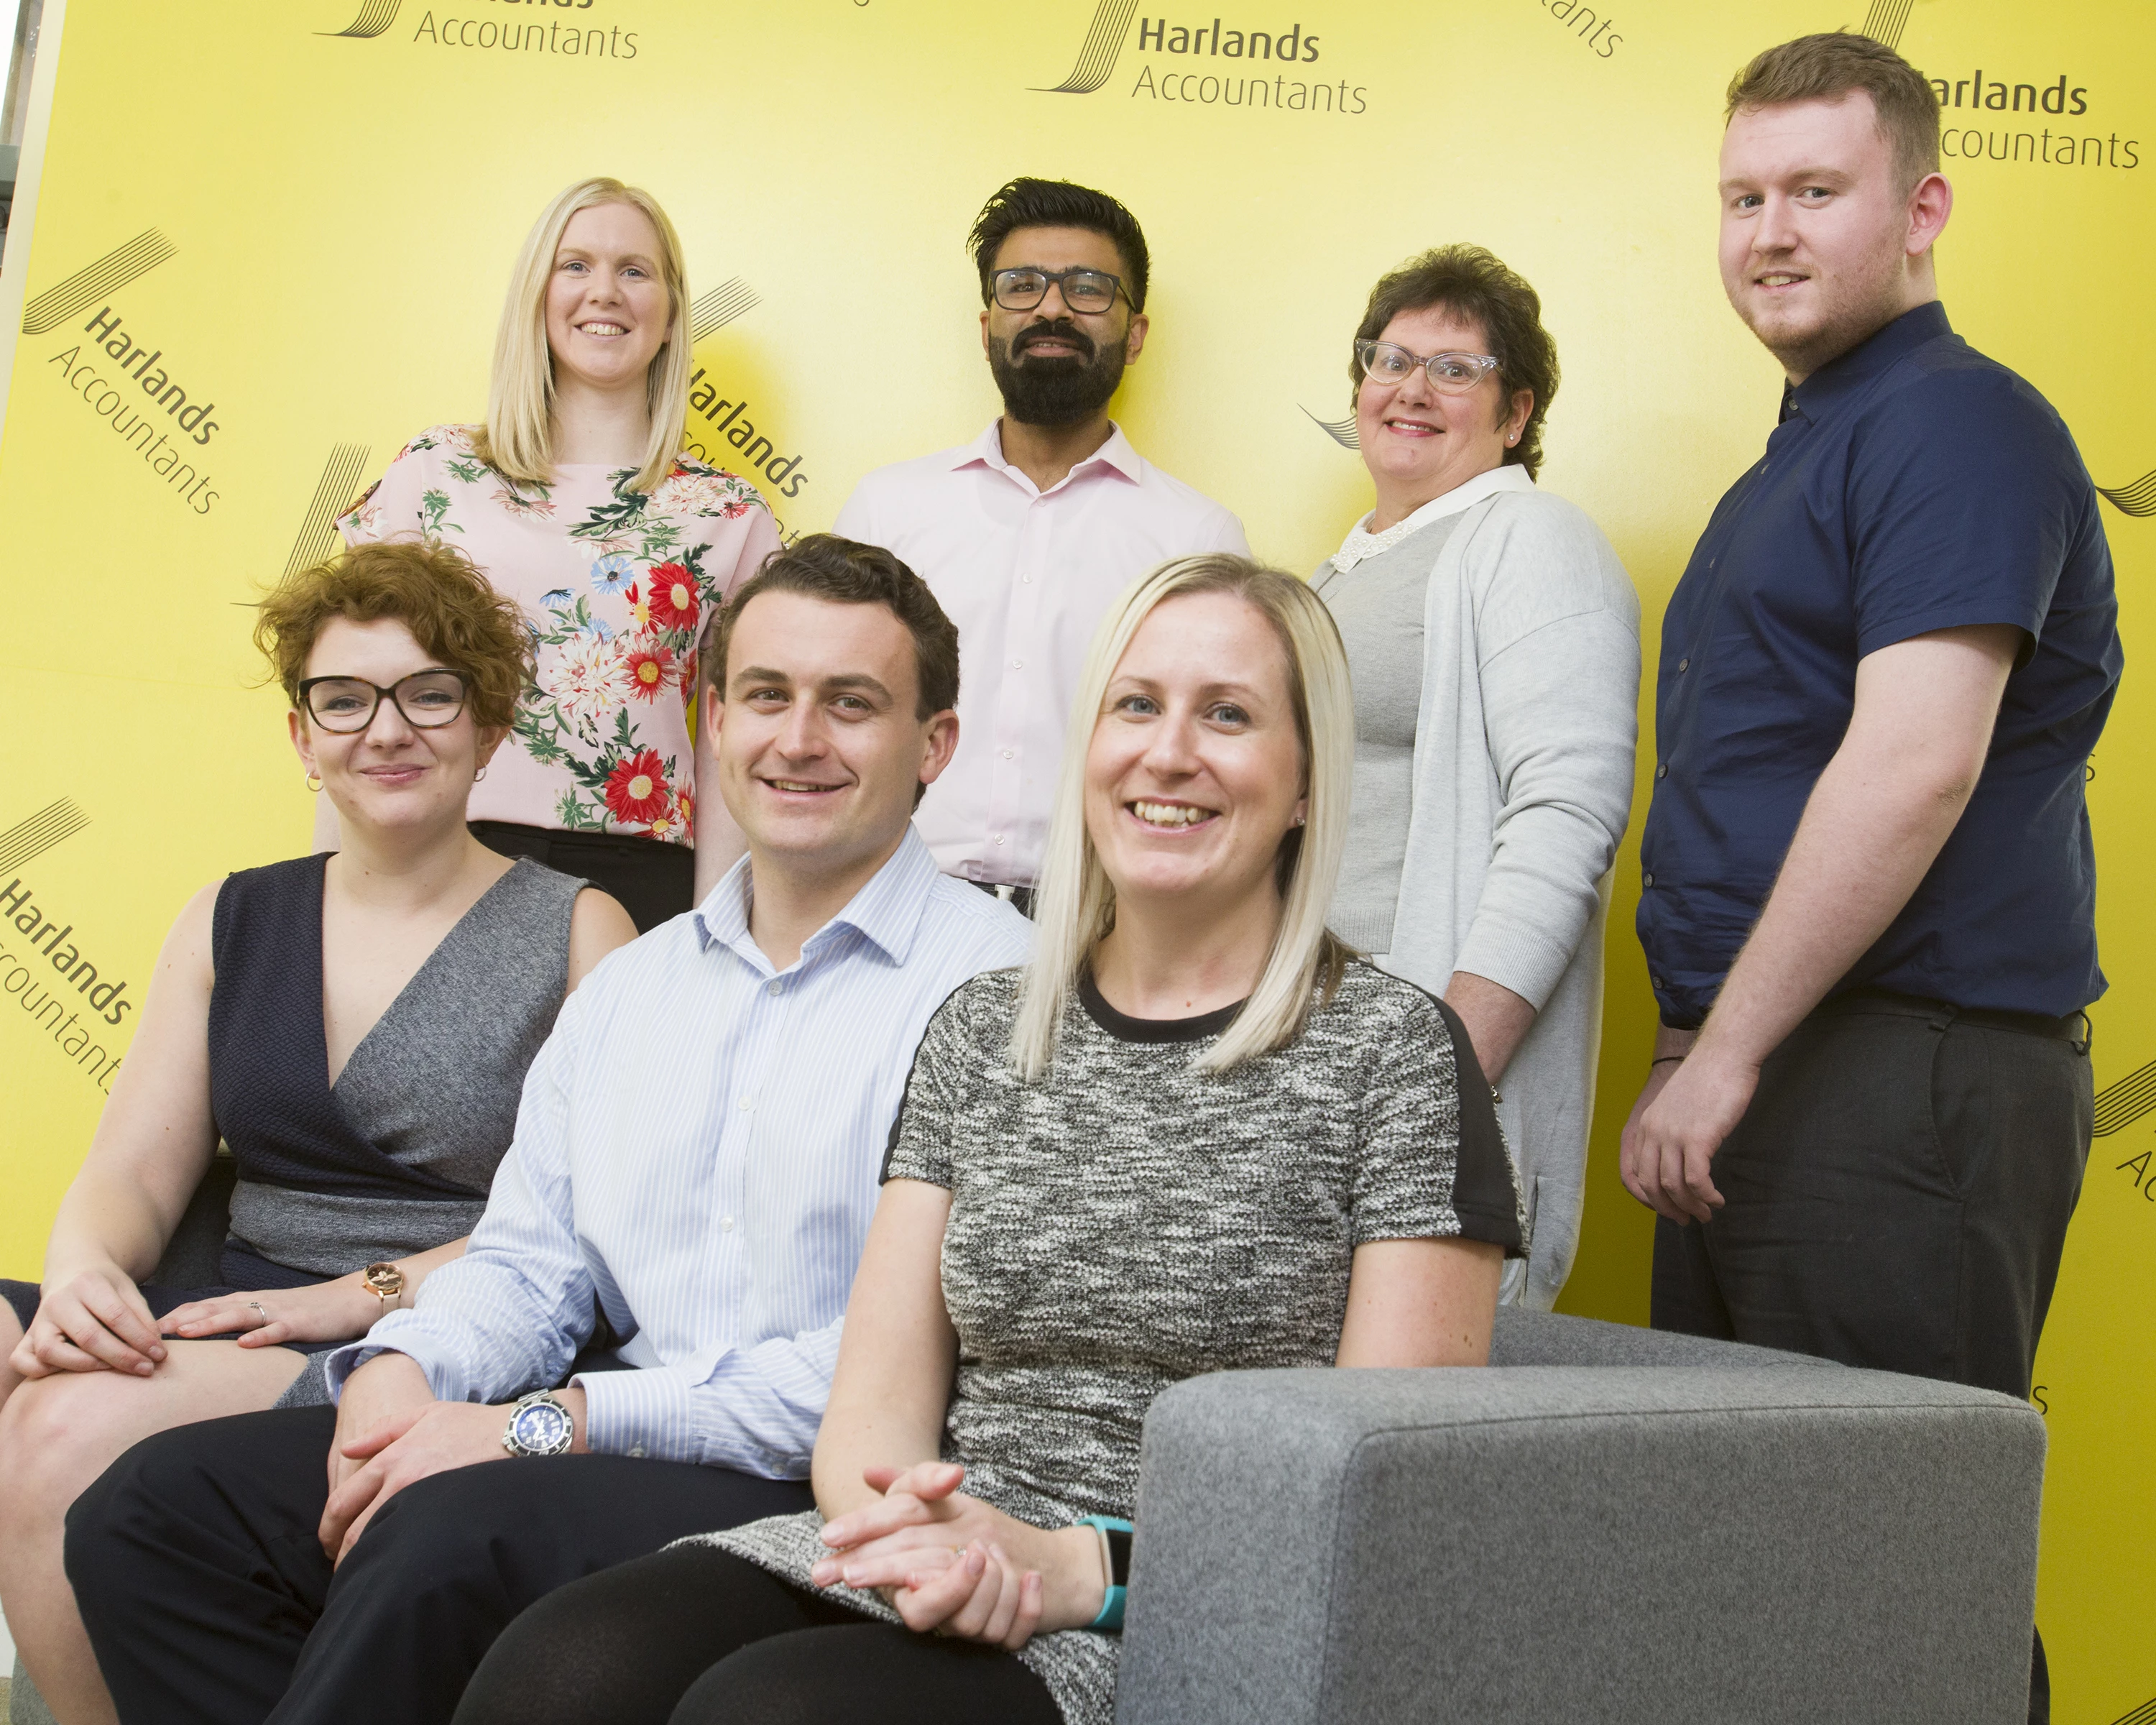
{"left": 1116, "top": 1366, "right": 2042, "bottom": 1725}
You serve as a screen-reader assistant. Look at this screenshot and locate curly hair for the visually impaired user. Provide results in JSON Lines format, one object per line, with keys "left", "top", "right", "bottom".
{"left": 254, "top": 540, "right": 533, "bottom": 731}
{"left": 1350, "top": 244, "right": 1561, "bottom": 479}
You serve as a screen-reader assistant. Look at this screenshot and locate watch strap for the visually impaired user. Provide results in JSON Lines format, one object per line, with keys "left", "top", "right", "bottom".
{"left": 1077, "top": 1515, "right": 1133, "bottom": 1632}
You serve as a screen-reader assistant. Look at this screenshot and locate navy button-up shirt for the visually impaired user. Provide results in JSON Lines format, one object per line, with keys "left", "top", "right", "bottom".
{"left": 1638, "top": 303, "right": 2121, "bottom": 1027}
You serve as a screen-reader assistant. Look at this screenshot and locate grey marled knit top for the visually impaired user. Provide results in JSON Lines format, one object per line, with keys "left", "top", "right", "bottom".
{"left": 695, "top": 960, "right": 1524, "bottom": 1725}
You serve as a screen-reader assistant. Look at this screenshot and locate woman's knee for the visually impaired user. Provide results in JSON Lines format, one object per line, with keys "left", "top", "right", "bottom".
{"left": 0, "top": 1373, "right": 153, "bottom": 1521}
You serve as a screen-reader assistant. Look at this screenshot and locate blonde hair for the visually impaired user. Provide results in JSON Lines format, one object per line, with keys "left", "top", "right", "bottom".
{"left": 1011, "top": 555, "right": 1355, "bottom": 1082}
{"left": 471, "top": 178, "right": 691, "bottom": 497}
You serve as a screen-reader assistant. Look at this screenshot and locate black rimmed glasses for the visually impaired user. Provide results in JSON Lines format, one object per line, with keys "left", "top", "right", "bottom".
{"left": 990, "top": 266, "right": 1128, "bottom": 316}
{"left": 1355, "top": 340, "right": 1503, "bottom": 394}
{"left": 298, "top": 670, "right": 470, "bottom": 732}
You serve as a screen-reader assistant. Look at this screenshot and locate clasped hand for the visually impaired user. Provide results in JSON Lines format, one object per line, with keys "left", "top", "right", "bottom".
{"left": 811, "top": 1461, "right": 1098, "bottom": 1650}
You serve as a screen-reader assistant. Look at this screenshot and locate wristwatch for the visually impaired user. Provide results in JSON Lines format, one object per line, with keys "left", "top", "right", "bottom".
{"left": 361, "top": 1261, "right": 406, "bottom": 1308}
{"left": 1077, "top": 1515, "right": 1133, "bottom": 1632}
{"left": 502, "top": 1390, "right": 575, "bottom": 1459}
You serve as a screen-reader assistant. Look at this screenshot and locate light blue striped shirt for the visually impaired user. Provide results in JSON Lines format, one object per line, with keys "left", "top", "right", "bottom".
{"left": 324, "top": 827, "right": 1032, "bottom": 1476}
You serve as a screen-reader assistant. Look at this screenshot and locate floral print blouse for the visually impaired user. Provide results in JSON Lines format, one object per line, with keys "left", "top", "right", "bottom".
{"left": 338, "top": 425, "right": 781, "bottom": 846}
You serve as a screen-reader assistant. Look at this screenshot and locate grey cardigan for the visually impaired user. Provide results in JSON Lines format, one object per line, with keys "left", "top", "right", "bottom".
{"left": 1315, "top": 479, "right": 1639, "bottom": 1307}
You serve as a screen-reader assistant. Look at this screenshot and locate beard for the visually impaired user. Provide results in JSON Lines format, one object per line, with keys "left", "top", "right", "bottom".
{"left": 988, "top": 319, "right": 1128, "bottom": 427}
{"left": 1728, "top": 241, "right": 1912, "bottom": 380}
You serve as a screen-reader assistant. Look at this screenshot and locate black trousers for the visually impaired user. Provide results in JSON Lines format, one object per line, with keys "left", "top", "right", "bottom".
{"left": 64, "top": 1405, "right": 813, "bottom": 1725}
{"left": 453, "top": 1542, "right": 1061, "bottom": 1725}
{"left": 1652, "top": 988, "right": 2092, "bottom": 1724}
{"left": 469, "top": 820, "right": 694, "bottom": 934}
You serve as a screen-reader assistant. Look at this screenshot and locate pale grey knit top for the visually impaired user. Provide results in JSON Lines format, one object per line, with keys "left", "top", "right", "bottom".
{"left": 693, "top": 961, "right": 1524, "bottom": 1725}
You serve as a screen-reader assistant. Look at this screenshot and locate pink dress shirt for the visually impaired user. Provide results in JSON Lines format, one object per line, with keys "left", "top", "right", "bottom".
{"left": 834, "top": 420, "right": 1248, "bottom": 886}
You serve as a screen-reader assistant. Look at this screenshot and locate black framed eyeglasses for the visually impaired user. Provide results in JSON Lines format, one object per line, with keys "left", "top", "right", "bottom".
{"left": 298, "top": 670, "right": 469, "bottom": 732}
{"left": 1355, "top": 339, "right": 1503, "bottom": 395}
{"left": 990, "top": 266, "right": 1128, "bottom": 316}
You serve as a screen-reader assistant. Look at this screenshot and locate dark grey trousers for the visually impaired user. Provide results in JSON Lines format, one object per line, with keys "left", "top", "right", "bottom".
{"left": 1652, "top": 987, "right": 2093, "bottom": 1724}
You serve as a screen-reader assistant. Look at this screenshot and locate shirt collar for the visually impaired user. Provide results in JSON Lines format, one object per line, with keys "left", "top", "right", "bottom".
{"left": 950, "top": 419, "right": 1144, "bottom": 492}
{"left": 693, "top": 824, "right": 944, "bottom": 971}
{"left": 1327, "top": 464, "right": 1534, "bottom": 574}
{"left": 1782, "top": 300, "right": 1953, "bottom": 425}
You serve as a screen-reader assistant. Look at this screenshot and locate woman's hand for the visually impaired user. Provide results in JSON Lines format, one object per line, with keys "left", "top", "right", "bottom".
{"left": 811, "top": 1460, "right": 1104, "bottom": 1648}
{"left": 11, "top": 1265, "right": 167, "bottom": 1378}
{"left": 160, "top": 1274, "right": 385, "bottom": 1349}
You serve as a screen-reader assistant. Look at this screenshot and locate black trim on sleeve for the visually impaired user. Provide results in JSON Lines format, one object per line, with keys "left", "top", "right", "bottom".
{"left": 1427, "top": 994, "right": 1526, "bottom": 1256}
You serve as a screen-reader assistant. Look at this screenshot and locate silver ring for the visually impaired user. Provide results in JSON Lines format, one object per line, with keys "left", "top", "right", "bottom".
{"left": 247, "top": 1301, "right": 269, "bottom": 1323}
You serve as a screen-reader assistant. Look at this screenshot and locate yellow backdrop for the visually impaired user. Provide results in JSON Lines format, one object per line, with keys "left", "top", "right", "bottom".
{"left": 0, "top": 0, "right": 2147, "bottom": 1714}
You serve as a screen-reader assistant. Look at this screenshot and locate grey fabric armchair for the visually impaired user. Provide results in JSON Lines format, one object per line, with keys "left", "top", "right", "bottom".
{"left": 1117, "top": 1307, "right": 2045, "bottom": 1725}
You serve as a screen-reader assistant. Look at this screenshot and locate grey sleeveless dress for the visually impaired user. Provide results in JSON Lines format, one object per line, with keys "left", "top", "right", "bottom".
{"left": 233, "top": 857, "right": 586, "bottom": 1404}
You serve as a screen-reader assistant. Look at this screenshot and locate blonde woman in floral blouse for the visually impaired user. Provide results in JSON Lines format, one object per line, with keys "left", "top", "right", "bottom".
{"left": 338, "top": 177, "right": 781, "bottom": 930}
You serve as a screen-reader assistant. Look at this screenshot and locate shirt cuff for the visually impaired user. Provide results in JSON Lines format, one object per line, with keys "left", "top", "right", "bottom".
{"left": 1453, "top": 917, "right": 1577, "bottom": 1014}
{"left": 323, "top": 1316, "right": 478, "bottom": 1404}
{"left": 573, "top": 1363, "right": 696, "bottom": 1463}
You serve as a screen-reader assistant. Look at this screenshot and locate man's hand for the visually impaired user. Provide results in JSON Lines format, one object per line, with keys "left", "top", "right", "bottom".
{"left": 320, "top": 1400, "right": 515, "bottom": 1563}
{"left": 1621, "top": 1044, "right": 1759, "bottom": 1224}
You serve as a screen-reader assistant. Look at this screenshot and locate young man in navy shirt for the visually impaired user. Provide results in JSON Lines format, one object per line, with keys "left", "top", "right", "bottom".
{"left": 1622, "top": 34, "right": 2118, "bottom": 1718}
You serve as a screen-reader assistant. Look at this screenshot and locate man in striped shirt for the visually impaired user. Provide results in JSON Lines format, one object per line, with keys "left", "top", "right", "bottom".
{"left": 66, "top": 538, "right": 1033, "bottom": 1725}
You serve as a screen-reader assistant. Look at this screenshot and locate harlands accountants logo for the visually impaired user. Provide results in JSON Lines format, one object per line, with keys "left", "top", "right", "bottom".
{"left": 1036, "top": 0, "right": 1368, "bottom": 117}
{"left": 24, "top": 231, "right": 224, "bottom": 516}
{"left": 319, "top": 0, "right": 640, "bottom": 62}
{"left": 678, "top": 278, "right": 811, "bottom": 518}
{"left": 0, "top": 801, "right": 132, "bottom": 1096}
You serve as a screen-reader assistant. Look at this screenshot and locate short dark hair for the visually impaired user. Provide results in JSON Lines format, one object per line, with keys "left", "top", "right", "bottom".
{"left": 969, "top": 177, "right": 1151, "bottom": 314}
{"left": 1726, "top": 32, "right": 1940, "bottom": 196}
{"left": 706, "top": 534, "right": 960, "bottom": 722}
{"left": 255, "top": 540, "right": 533, "bottom": 730}
{"left": 1350, "top": 244, "right": 1560, "bottom": 479}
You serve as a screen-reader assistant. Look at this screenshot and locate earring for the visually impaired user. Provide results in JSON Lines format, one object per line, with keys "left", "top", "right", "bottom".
{"left": 1293, "top": 811, "right": 1307, "bottom": 827}
{"left": 474, "top": 766, "right": 489, "bottom": 783}
{"left": 305, "top": 770, "right": 323, "bottom": 793}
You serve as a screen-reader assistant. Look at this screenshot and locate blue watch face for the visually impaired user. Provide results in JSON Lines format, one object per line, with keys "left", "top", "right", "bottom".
{"left": 510, "top": 1399, "right": 571, "bottom": 1454}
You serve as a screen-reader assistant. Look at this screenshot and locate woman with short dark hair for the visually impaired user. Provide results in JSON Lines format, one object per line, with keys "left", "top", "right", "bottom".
{"left": 0, "top": 540, "right": 635, "bottom": 1723}
{"left": 1315, "top": 244, "right": 1640, "bottom": 1309}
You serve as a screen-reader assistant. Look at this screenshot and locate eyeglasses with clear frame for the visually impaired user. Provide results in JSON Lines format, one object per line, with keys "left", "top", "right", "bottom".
{"left": 297, "top": 670, "right": 470, "bottom": 733}
{"left": 990, "top": 266, "right": 1129, "bottom": 316}
{"left": 1355, "top": 340, "right": 1503, "bottom": 395}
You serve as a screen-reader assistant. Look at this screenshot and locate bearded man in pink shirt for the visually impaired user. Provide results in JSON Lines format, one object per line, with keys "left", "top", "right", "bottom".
{"left": 834, "top": 177, "right": 1250, "bottom": 910}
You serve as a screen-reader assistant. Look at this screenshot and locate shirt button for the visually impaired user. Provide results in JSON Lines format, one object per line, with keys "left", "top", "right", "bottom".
{"left": 1022, "top": 575, "right": 1033, "bottom": 584}
{"left": 1677, "top": 658, "right": 1690, "bottom": 673}
{"left": 1655, "top": 763, "right": 1668, "bottom": 779}
{"left": 1010, "top": 659, "right": 1024, "bottom": 670}
{"left": 1651, "top": 975, "right": 1666, "bottom": 990}
{"left": 767, "top": 979, "right": 784, "bottom": 996}
{"left": 628, "top": 1445, "right": 648, "bottom": 1459}
{"left": 1001, "top": 749, "right": 1014, "bottom": 760}
{"left": 721, "top": 1216, "right": 735, "bottom": 1232}
{"left": 994, "top": 834, "right": 1007, "bottom": 845}
{"left": 1643, "top": 873, "right": 1655, "bottom": 888}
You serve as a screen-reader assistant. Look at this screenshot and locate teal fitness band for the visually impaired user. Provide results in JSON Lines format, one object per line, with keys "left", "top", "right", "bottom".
{"left": 1078, "top": 1515, "right": 1134, "bottom": 1632}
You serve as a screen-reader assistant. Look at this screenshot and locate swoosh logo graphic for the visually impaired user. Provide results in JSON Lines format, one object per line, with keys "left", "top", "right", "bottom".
{"left": 2093, "top": 1054, "right": 2156, "bottom": 1137}
{"left": 1301, "top": 406, "right": 1360, "bottom": 450}
{"left": 287, "top": 443, "right": 374, "bottom": 576}
{"left": 321, "top": 0, "right": 400, "bottom": 39}
{"left": 21, "top": 230, "right": 177, "bottom": 336}
{"left": 2097, "top": 469, "right": 2156, "bottom": 518}
{"left": 691, "top": 277, "right": 761, "bottom": 342}
{"left": 1035, "top": 0, "right": 1140, "bottom": 93}
{"left": 1859, "top": 0, "right": 1914, "bottom": 50}
{"left": 0, "top": 800, "right": 92, "bottom": 875}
